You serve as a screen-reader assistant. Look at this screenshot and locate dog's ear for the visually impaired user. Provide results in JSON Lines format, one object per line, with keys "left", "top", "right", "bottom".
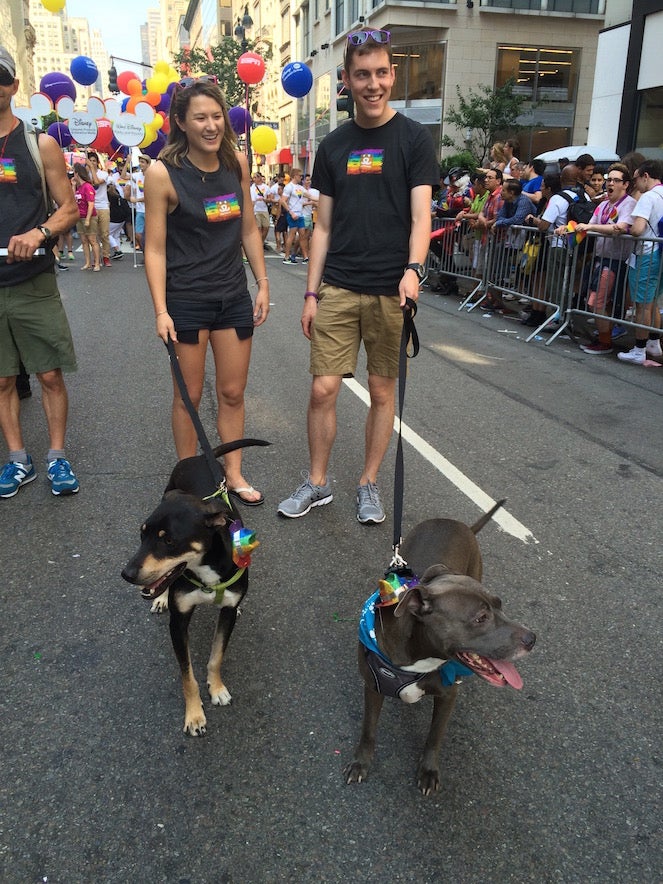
{"left": 420, "top": 563, "right": 455, "bottom": 582}
{"left": 199, "top": 497, "right": 231, "bottom": 529}
{"left": 394, "top": 586, "right": 433, "bottom": 619}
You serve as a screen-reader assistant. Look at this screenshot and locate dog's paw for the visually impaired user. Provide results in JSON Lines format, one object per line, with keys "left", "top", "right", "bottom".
{"left": 344, "top": 761, "right": 369, "bottom": 784}
{"left": 209, "top": 684, "right": 232, "bottom": 706}
{"left": 183, "top": 711, "right": 207, "bottom": 737}
{"left": 150, "top": 595, "right": 169, "bottom": 614}
{"left": 417, "top": 766, "right": 441, "bottom": 796}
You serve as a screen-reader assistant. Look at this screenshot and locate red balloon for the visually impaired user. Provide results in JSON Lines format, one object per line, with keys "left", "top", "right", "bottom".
{"left": 117, "top": 70, "right": 140, "bottom": 95}
{"left": 91, "top": 118, "right": 113, "bottom": 152}
{"left": 236, "top": 52, "right": 265, "bottom": 85}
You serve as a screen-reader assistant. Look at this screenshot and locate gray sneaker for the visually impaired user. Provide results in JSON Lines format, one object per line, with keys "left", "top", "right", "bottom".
{"left": 278, "top": 472, "right": 333, "bottom": 518}
{"left": 356, "top": 482, "right": 385, "bottom": 524}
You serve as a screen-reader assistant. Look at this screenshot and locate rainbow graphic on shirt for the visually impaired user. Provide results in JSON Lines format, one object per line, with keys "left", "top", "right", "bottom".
{"left": 204, "top": 192, "right": 241, "bottom": 222}
{"left": 347, "top": 149, "right": 384, "bottom": 175}
{"left": 0, "top": 158, "right": 17, "bottom": 183}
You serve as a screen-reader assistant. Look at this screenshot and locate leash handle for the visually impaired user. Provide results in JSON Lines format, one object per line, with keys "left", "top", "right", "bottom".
{"left": 392, "top": 297, "right": 419, "bottom": 558}
{"left": 165, "top": 338, "right": 225, "bottom": 490}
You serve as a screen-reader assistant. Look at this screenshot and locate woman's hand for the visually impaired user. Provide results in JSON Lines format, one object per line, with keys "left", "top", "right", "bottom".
{"left": 253, "top": 286, "right": 270, "bottom": 327}
{"left": 156, "top": 311, "right": 177, "bottom": 343}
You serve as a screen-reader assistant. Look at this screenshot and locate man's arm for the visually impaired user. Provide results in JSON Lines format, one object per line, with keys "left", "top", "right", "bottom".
{"left": 302, "top": 193, "right": 333, "bottom": 339}
{"left": 399, "top": 184, "right": 432, "bottom": 307}
{"left": 6, "top": 133, "right": 78, "bottom": 262}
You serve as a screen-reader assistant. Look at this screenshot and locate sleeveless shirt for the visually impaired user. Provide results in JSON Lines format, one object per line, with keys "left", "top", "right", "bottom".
{"left": 163, "top": 157, "right": 249, "bottom": 304}
{"left": 0, "top": 120, "right": 54, "bottom": 285}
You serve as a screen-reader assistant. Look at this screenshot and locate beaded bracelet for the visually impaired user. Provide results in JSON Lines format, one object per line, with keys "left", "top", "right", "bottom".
{"left": 304, "top": 291, "right": 319, "bottom": 301}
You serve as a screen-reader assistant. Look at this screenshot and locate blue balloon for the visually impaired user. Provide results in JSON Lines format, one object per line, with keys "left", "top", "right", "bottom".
{"left": 70, "top": 56, "right": 99, "bottom": 87}
{"left": 228, "top": 105, "right": 252, "bottom": 136}
{"left": 281, "top": 62, "right": 313, "bottom": 99}
{"left": 47, "top": 121, "right": 72, "bottom": 147}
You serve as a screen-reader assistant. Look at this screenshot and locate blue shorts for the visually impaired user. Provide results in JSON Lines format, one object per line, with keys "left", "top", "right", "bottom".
{"left": 628, "top": 251, "right": 662, "bottom": 305}
{"left": 286, "top": 213, "right": 305, "bottom": 229}
{"left": 135, "top": 212, "right": 145, "bottom": 234}
{"left": 167, "top": 294, "right": 254, "bottom": 345}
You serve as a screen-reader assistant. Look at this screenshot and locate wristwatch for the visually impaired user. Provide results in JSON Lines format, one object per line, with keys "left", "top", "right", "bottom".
{"left": 37, "top": 225, "right": 52, "bottom": 241}
{"left": 404, "top": 262, "right": 427, "bottom": 282}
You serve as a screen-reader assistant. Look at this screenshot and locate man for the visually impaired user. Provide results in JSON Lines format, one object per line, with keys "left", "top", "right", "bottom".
{"left": 617, "top": 159, "right": 663, "bottom": 364}
{"left": 278, "top": 29, "right": 438, "bottom": 523}
{"left": 575, "top": 153, "right": 595, "bottom": 193}
{"left": 572, "top": 163, "right": 635, "bottom": 355}
{"left": 521, "top": 158, "right": 545, "bottom": 204}
{"left": 0, "top": 46, "right": 80, "bottom": 498}
{"left": 280, "top": 167, "right": 310, "bottom": 264}
{"left": 301, "top": 172, "right": 319, "bottom": 259}
{"left": 125, "top": 153, "right": 149, "bottom": 252}
{"left": 476, "top": 168, "right": 504, "bottom": 235}
{"left": 250, "top": 171, "right": 271, "bottom": 248}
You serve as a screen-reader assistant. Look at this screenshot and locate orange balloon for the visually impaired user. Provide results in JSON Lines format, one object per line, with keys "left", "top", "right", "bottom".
{"left": 126, "top": 96, "right": 140, "bottom": 113}
{"left": 127, "top": 78, "right": 143, "bottom": 97}
{"left": 143, "top": 90, "right": 161, "bottom": 107}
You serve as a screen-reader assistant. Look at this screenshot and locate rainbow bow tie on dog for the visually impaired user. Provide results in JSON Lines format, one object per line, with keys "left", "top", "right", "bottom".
{"left": 377, "top": 569, "right": 419, "bottom": 606}
{"left": 229, "top": 520, "right": 259, "bottom": 568}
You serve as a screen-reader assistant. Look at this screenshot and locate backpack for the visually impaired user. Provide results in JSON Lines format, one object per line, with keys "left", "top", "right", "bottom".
{"left": 23, "top": 121, "right": 55, "bottom": 219}
{"left": 560, "top": 187, "right": 594, "bottom": 225}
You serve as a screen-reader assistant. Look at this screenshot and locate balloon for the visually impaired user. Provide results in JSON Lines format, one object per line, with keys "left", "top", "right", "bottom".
{"left": 41, "top": 0, "right": 65, "bottom": 11}
{"left": 228, "top": 106, "right": 251, "bottom": 136}
{"left": 143, "top": 91, "right": 161, "bottom": 108}
{"left": 281, "top": 62, "right": 313, "bottom": 99}
{"left": 146, "top": 73, "right": 168, "bottom": 94}
{"left": 142, "top": 131, "right": 167, "bottom": 159}
{"left": 127, "top": 78, "right": 143, "bottom": 97}
{"left": 154, "top": 60, "right": 170, "bottom": 75}
{"left": 121, "top": 97, "right": 129, "bottom": 112}
{"left": 250, "top": 125, "right": 277, "bottom": 155}
{"left": 70, "top": 56, "right": 99, "bottom": 86}
{"left": 156, "top": 92, "right": 172, "bottom": 115}
{"left": 117, "top": 70, "right": 140, "bottom": 95}
{"left": 47, "top": 121, "right": 72, "bottom": 147}
{"left": 39, "top": 72, "right": 76, "bottom": 103}
{"left": 91, "top": 118, "right": 114, "bottom": 151}
{"left": 236, "top": 52, "right": 265, "bottom": 85}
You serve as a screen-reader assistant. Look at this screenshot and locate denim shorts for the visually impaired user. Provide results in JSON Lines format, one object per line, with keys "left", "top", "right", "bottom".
{"left": 167, "top": 294, "right": 254, "bottom": 345}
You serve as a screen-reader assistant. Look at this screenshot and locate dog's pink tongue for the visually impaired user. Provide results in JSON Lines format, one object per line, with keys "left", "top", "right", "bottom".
{"left": 489, "top": 658, "right": 523, "bottom": 690}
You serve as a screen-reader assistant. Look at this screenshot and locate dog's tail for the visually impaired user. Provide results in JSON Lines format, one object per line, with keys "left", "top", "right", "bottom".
{"left": 471, "top": 498, "right": 506, "bottom": 535}
{"left": 212, "top": 438, "right": 271, "bottom": 458}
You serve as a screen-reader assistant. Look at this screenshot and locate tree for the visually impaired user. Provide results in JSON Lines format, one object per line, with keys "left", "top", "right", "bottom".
{"left": 442, "top": 79, "right": 528, "bottom": 166}
{"left": 171, "top": 39, "right": 272, "bottom": 110}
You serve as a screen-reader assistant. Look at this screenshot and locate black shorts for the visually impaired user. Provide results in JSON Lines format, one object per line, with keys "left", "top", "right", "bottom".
{"left": 167, "top": 294, "right": 254, "bottom": 345}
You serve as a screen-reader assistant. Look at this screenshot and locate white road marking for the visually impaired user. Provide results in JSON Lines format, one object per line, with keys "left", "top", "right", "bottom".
{"left": 343, "top": 378, "right": 538, "bottom": 545}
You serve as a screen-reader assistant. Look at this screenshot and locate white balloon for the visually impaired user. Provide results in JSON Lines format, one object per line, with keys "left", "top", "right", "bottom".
{"left": 112, "top": 113, "right": 146, "bottom": 147}
{"left": 68, "top": 112, "right": 98, "bottom": 145}
{"left": 29, "top": 92, "right": 55, "bottom": 116}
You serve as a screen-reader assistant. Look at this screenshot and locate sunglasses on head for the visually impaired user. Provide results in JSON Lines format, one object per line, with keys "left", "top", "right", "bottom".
{"left": 178, "top": 74, "right": 219, "bottom": 88}
{"left": 0, "top": 66, "right": 15, "bottom": 87}
{"left": 347, "top": 29, "right": 391, "bottom": 46}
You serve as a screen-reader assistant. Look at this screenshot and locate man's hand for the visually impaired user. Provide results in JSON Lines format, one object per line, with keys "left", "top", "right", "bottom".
{"left": 5, "top": 228, "right": 46, "bottom": 263}
{"left": 301, "top": 296, "right": 318, "bottom": 340}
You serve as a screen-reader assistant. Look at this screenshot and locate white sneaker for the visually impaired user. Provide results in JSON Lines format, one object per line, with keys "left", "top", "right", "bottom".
{"left": 646, "top": 339, "right": 662, "bottom": 358}
{"left": 617, "top": 347, "right": 646, "bottom": 365}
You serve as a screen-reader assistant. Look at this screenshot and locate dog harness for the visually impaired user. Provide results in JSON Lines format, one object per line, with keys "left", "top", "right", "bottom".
{"left": 358, "top": 590, "right": 474, "bottom": 699}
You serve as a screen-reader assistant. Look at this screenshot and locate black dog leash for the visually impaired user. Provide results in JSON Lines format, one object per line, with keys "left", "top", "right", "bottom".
{"left": 165, "top": 337, "right": 225, "bottom": 491}
{"left": 390, "top": 297, "right": 419, "bottom": 571}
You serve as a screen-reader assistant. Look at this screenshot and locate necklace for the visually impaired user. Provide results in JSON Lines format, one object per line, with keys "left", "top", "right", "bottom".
{"left": 185, "top": 155, "right": 219, "bottom": 183}
{"left": 0, "top": 115, "right": 18, "bottom": 164}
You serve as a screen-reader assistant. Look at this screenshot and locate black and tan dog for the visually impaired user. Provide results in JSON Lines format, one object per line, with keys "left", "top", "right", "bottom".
{"left": 122, "top": 439, "right": 268, "bottom": 736}
{"left": 345, "top": 501, "right": 536, "bottom": 795}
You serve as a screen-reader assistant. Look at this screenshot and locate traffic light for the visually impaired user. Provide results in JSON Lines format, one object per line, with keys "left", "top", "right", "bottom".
{"left": 108, "top": 65, "right": 119, "bottom": 94}
{"left": 336, "top": 65, "right": 354, "bottom": 118}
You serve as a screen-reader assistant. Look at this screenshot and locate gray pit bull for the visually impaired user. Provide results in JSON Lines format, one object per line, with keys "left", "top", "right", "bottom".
{"left": 345, "top": 500, "right": 536, "bottom": 795}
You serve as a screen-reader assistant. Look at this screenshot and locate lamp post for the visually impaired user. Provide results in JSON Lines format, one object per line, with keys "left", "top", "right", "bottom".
{"left": 234, "top": 5, "right": 254, "bottom": 164}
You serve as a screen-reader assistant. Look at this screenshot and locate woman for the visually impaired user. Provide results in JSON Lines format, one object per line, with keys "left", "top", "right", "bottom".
{"left": 489, "top": 142, "right": 507, "bottom": 172}
{"left": 144, "top": 80, "right": 270, "bottom": 505}
{"left": 73, "top": 163, "right": 100, "bottom": 271}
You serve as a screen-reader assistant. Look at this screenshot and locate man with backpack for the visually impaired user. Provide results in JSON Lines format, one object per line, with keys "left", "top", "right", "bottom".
{"left": 0, "top": 46, "right": 81, "bottom": 498}
{"left": 617, "top": 159, "right": 663, "bottom": 365}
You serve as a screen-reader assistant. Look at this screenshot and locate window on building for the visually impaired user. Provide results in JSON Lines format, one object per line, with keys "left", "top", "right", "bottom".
{"left": 635, "top": 86, "right": 663, "bottom": 155}
{"left": 390, "top": 43, "right": 444, "bottom": 103}
{"left": 335, "top": 0, "right": 345, "bottom": 37}
{"left": 484, "top": 0, "right": 599, "bottom": 10}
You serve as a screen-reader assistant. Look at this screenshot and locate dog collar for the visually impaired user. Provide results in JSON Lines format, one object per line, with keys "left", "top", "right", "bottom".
{"left": 183, "top": 566, "right": 246, "bottom": 604}
{"left": 358, "top": 590, "right": 474, "bottom": 693}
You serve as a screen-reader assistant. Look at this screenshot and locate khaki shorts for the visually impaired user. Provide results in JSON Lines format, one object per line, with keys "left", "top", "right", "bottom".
{"left": 310, "top": 284, "right": 403, "bottom": 378}
{"left": 254, "top": 210, "right": 270, "bottom": 230}
{"left": 77, "top": 216, "right": 98, "bottom": 236}
{"left": 0, "top": 272, "right": 77, "bottom": 376}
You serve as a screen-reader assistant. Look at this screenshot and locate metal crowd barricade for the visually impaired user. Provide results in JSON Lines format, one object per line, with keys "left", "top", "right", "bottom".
{"left": 456, "top": 224, "right": 576, "bottom": 343}
{"left": 568, "top": 230, "right": 663, "bottom": 340}
{"left": 426, "top": 217, "right": 483, "bottom": 299}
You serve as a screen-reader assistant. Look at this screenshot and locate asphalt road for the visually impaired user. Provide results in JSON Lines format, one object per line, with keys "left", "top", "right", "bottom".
{"left": 1, "top": 238, "right": 661, "bottom": 883}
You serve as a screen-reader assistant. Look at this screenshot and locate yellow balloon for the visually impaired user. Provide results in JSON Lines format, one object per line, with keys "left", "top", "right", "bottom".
{"left": 250, "top": 125, "right": 277, "bottom": 155}
{"left": 146, "top": 74, "right": 168, "bottom": 94}
{"left": 154, "top": 60, "right": 170, "bottom": 76}
{"left": 168, "top": 67, "right": 180, "bottom": 84}
{"left": 41, "top": 0, "right": 66, "bottom": 11}
{"left": 139, "top": 129, "right": 157, "bottom": 149}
